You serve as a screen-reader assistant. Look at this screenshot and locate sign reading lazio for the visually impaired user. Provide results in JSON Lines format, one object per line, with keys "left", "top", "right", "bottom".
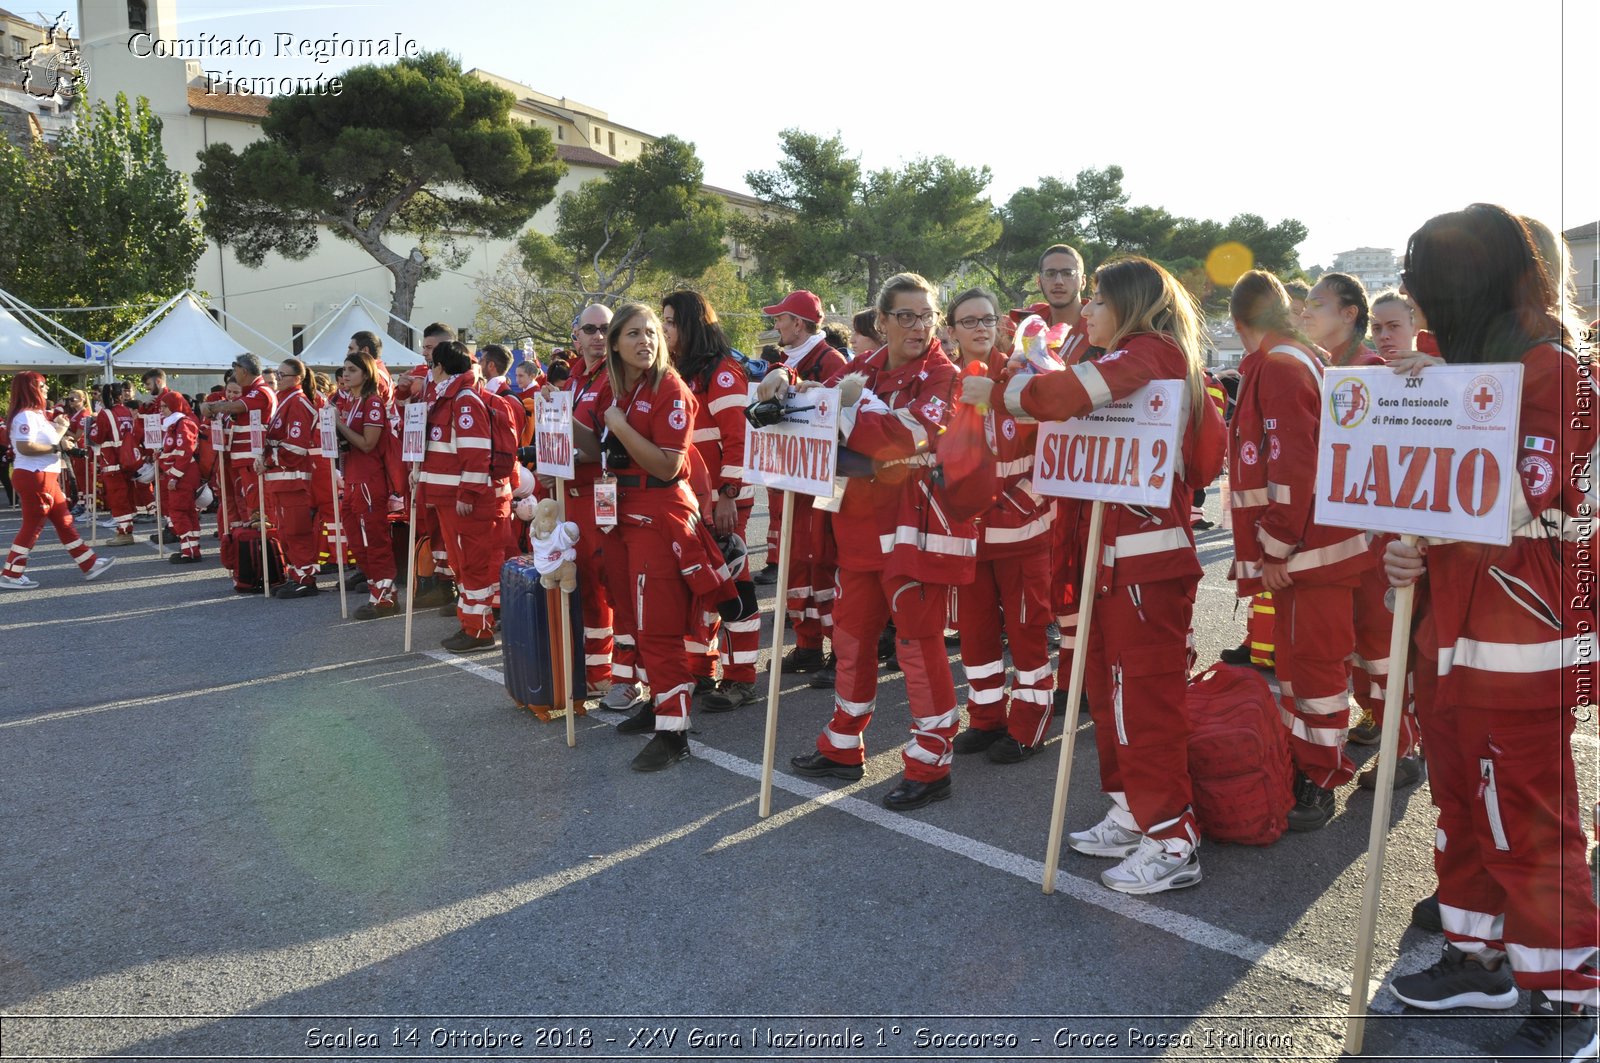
{"left": 534, "top": 392, "right": 574, "bottom": 480}
{"left": 742, "top": 385, "right": 840, "bottom": 497}
{"left": 1031, "top": 380, "right": 1183, "bottom": 507}
{"left": 1314, "top": 364, "right": 1524, "bottom": 546}
{"left": 141, "top": 413, "right": 162, "bottom": 451}
{"left": 401, "top": 402, "right": 427, "bottom": 463}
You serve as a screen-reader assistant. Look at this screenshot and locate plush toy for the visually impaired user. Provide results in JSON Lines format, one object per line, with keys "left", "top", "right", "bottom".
{"left": 529, "top": 497, "right": 579, "bottom": 593}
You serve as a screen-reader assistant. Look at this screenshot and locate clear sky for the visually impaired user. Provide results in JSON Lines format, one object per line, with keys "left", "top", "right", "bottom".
{"left": 79, "top": 0, "right": 1598, "bottom": 270}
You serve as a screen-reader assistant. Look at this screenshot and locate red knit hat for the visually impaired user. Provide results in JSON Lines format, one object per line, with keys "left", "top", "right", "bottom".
{"left": 761, "top": 290, "right": 824, "bottom": 323}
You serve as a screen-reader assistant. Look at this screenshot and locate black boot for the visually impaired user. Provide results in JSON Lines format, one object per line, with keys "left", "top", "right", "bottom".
{"left": 630, "top": 731, "right": 690, "bottom": 772}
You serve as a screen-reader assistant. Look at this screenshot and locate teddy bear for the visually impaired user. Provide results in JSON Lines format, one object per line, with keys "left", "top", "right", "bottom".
{"left": 528, "top": 497, "right": 579, "bottom": 593}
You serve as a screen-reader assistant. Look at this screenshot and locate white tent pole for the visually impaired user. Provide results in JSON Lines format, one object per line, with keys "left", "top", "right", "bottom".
{"left": 108, "top": 290, "right": 186, "bottom": 354}
{"left": 208, "top": 305, "right": 292, "bottom": 359}
{"left": 295, "top": 295, "right": 360, "bottom": 358}
{"left": 0, "top": 285, "right": 95, "bottom": 350}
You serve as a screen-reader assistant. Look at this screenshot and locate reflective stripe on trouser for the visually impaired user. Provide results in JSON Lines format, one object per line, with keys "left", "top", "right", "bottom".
{"left": 1248, "top": 591, "right": 1276, "bottom": 667}
{"left": 434, "top": 505, "right": 500, "bottom": 639}
{"left": 3, "top": 469, "right": 97, "bottom": 576}
{"left": 572, "top": 498, "right": 614, "bottom": 689}
{"left": 165, "top": 475, "right": 201, "bottom": 557}
{"left": 1084, "top": 575, "right": 1199, "bottom": 847}
{"left": 1273, "top": 581, "right": 1358, "bottom": 789}
{"left": 601, "top": 527, "right": 638, "bottom": 684}
{"left": 268, "top": 488, "right": 319, "bottom": 585}
{"left": 621, "top": 523, "right": 694, "bottom": 731}
{"left": 1350, "top": 562, "right": 1421, "bottom": 754}
{"left": 101, "top": 470, "right": 135, "bottom": 533}
{"left": 958, "top": 552, "right": 1054, "bottom": 747}
{"left": 788, "top": 505, "right": 836, "bottom": 651}
{"left": 817, "top": 567, "right": 957, "bottom": 782}
{"left": 1413, "top": 668, "right": 1599, "bottom": 1006}
{"left": 344, "top": 481, "right": 396, "bottom": 603}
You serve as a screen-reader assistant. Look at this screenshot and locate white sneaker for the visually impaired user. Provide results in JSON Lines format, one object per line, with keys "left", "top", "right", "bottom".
{"left": 0, "top": 573, "right": 39, "bottom": 589}
{"left": 1100, "top": 835, "right": 1202, "bottom": 895}
{"left": 601, "top": 683, "right": 643, "bottom": 711}
{"left": 83, "top": 557, "right": 115, "bottom": 581}
{"left": 1068, "top": 806, "right": 1145, "bottom": 858}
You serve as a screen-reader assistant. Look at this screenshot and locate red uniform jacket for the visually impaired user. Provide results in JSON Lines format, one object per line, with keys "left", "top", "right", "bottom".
{"left": 971, "top": 352, "right": 1053, "bottom": 560}
{"left": 158, "top": 414, "right": 199, "bottom": 489}
{"left": 264, "top": 389, "right": 322, "bottom": 497}
{"left": 229, "top": 378, "right": 278, "bottom": 461}
{"left": 566, "top": 357, "right": 614, "bottom": 491}
{"left": 684, "top": 354, "right": 750, "bottom": 500}
{"left": 420, "top": 372, "right": 499, "bottom": 513}
{"left": 89, "top": 404, "right": 139, "bottom": 472}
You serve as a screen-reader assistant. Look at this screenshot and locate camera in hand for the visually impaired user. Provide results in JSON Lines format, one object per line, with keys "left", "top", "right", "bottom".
{"left": 602, "top": 432, "right": 632, "bottom": 468}
{"left": 516, "top": 445, "right": 539, "bottom": 465}
{"left": 744, "top": 397, "right": 818, "bottom": 429}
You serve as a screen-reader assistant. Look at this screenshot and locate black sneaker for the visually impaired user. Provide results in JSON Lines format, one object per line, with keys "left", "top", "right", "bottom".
{"left": 630, "top": 730, "right": 689, "bottom": 772}
{"left": 1218, "top": 642, "right": 1252, "bottom": 666}
{"left": 345, "top": 570, "right": 368, "bottom": 592}
{"left": 781, "top": 647, "right": 825, "bottom": 673}
{"left": 616, "top": 704, "right": 656, "bottom": 735}
{"left": 986, "top": 735, "right": 1038, "bottom": 764}
{"left": 1286, "top": 773, "right": 1336, "bottom": 832}
{"left": 352, "top": 601, "right": 398, "bottom": 621}
{"left": 701, "top": 680, "right": 759, "bottom": 713}
{"left": 1192, "top": 518, "right": 1215, "bottom": 531}
{"left": 1411, "top": 892, "right": 1443, "bottom": 933}
{"left": 753, "top": 564, "right": 780, "bottom": 586}
{"left": 440, "top": 629, "right": 496, "bottom": 653}
{"left": 1348, "top": 710, "right": 1382, "bottom": 746}
{"left": 1493, "top": 990, "right": 1598, "bottom": 1060}
{"left": 789, "top": 750, "right": 863, "bottom": 782}
{"left": 808, "top": 654, "right": 836, "bottom": 690}
{"left": 1389, "top": 944, "right": 1519, "bottom": 1011}
{"left": 952, "top": 726, "right": 1007, "bottom": 755}
{"left": 1358, "top": 754, "right": 1425, "bottom": 791}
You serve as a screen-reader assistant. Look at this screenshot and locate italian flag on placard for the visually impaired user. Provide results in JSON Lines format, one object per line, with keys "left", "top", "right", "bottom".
{"left": 1524, "top": 435, "right": 1556, "bottom": 453}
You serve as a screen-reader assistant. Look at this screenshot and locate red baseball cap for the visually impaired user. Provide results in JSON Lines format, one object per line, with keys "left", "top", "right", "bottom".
{"left": 761, "top": 291, "right": 824, "bottom": 323}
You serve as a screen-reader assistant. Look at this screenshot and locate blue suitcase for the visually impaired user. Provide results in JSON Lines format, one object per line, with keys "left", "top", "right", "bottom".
{"left": 500, "top": 555, "right": 586, "bottom": 720}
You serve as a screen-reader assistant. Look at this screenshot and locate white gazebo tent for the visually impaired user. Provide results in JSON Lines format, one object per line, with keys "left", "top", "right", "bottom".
{"left": 296, "top": 294, "right": 424, "bottom": 370}
{"left": 109, "top": 291, "right": 288, "bottom": 377}
{"left": 0, "top": 287, "right": 93, "bottom": 374}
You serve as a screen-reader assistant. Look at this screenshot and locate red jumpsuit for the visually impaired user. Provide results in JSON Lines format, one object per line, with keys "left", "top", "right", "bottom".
{"left": 343, "top": 391, "right": 399, "bottom": 607}
{"left": 565, "top": 358, "right": 620, "bottom": 691}
{"left": 1411, "top": 343, "right": 1598, "bottom": 1004}
{"left": 1228, "top": 335, "right": 1373, "bottom": 789}
{"left": 1004, "top": 333, "right": 1206, "bottom": 849}
{"left": 405, "top": 366, "right": 455, "bottom": 591}
{"left": 814, "top": 339, "right": 975, "bottom": 782}
{"left": 420, "top": 373, "right": 505, "bottom": 639}
{"left": 225, "top": 378, "right": 278, "bottom": 530}
{"left": 263, "top": 388, "right": 323, "bottom": 587}
{"left": 88, "top": 404, "right": 139, "bottom": 535}
{"left": 959, "top": 352, "right": 1056, "bottom": 746}
{"left": 478, "top": 379, "right": 523, "bottom": 606}
{"left": 157, "top": 413, "right": 202, "bottom": 559}
{"left": 683, "top": 356, "right": 758, "bottom": 684}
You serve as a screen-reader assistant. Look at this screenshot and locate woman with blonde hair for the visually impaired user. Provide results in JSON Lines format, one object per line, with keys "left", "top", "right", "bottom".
{"left": 968, "top": 256, "right": 1215, "bottom": 893}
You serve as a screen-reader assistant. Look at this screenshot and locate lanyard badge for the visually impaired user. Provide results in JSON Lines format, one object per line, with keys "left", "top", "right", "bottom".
{"left": 594, "top": 477, "right": 618, "bottom": 528}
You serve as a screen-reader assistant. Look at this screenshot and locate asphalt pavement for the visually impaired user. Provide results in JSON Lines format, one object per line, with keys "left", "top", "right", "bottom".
{"left": 0, "top": 493, "right": 1594, "bottom": 1062}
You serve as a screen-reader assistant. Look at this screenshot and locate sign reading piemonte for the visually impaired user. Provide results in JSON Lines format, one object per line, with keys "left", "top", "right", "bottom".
{"left": 1314, "top": 364, "right": 1524, "bottom": 546}
{"left": 1031, "top": 380, "right": 1183, "bottom": 507}
{"left": 401, "top": 402, "right": 428, "bottom": 463}
{"left": 742, "top": 385, "right": 840, "bottom": 497}
{"left": 534, "top": 391, "right": 574, "bottom": 480}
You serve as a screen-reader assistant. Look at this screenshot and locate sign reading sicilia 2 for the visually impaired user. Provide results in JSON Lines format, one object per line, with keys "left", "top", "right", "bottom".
{"left": 1314, "top": 364, "right": 1524, "bottom": 546}
{"left": 1031, "top": 380, "right": 1183, "bottom": 507}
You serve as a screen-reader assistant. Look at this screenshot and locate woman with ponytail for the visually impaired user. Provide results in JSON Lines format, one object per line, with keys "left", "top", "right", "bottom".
{"left": 258, "top": 357, "right": 324, "bottom": 598}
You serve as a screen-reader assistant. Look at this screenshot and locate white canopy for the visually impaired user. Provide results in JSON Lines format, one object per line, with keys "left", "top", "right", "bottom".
{"left": 0, "top": 304, "right": 90, "bottom": 373}
{"left": 112, "top": 293, "right": 253, "bottom": 371}
{"left": 297, "top": 295, "right": 424, "bottom": 369}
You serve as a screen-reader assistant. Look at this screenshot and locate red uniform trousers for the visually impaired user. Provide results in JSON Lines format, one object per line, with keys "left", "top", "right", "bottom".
{"left": 787, "top": 504, "right": 837, "bottom": 652}
{"left": 226, "top": 464, "right": 264, "bottom": 527}
{"left": 764, "top": 487, "right": 783, "bottom": 565}
{"left": 601, "top": 524, "right": 641, "bottom": 689}
{"left": 133, "top": 476, "right": 154, "bottom": 514}
{"left": 1416, "top": 661, "right": 1599, "bottom": 1004}
{"left": 612, "top": 522, "right": 695, "bottom": 730}
{"left": 67, "top": 452, "right": 89, "bottom": 505}
{"left": 959, "top": 552, "right": 1054, "bottom": 747}
{"left": 419, "top": 502, "right": 454, "bottom": 585}
{"left": 101, "top": 468, "right": 136, "bottom": 534}
{"left": 1053, "top": 502, "right": 1083, "bottom": 697}
{"left": 817, "top": 567, "right": 959, "bottom": 782}
{"left": 345, "top": 479, "right": 397, "bottom": 606}
{"left": 688, "top": 501, "right": 758, "bottom": 684}
{"left": 165, "top": 470, "right": 201, "bottom": 558}
{"left": 3, "top": 469, "right": 99, "bottom": 578}
{"left": 267, "top": 485, "right": 318, "bottom": 586}
{"left": 1273, "top": 579, "right": 1359, "bottom": 789}
{"left": 435, "top": 501, "right": 505, "bottom": 639}
{"left": 569, "top": 485, "right": 615, "bottom": 691}
{"left": 1083, "top": 576, "right": 1200, "bottom": 846}
{"left": 1247, "top": 592, "right": 1277, "bottom": 668}
{"left": 1350, "top": 560, "right": 1420, "bottom": 755}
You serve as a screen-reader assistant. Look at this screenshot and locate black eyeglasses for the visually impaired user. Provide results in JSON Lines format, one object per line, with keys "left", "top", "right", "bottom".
{"left": 953, "top": 315, "right": 1000, "bottom": 330}
{"left": 576, "top": 324, "right": 607, "bottom": 336}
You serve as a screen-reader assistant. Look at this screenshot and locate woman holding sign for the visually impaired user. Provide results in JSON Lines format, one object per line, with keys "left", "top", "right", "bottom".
{"left": 968, "top": 256, "right": 1214, "bottom": 893}
{"left": 336, "top": 349, "right": 399, "bottom": 619}
{"left": 1382, "top": 205, "right": 1598, "bottom": 1056}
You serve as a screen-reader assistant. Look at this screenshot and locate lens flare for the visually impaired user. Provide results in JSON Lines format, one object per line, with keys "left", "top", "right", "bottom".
{"left": 1206, "top": 242, "right": 1254, "bottom": 287}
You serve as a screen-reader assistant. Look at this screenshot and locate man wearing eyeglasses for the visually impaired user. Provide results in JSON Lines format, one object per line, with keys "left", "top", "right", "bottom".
{"left": 759, "top": 291, "right": 848, "bottom": 686}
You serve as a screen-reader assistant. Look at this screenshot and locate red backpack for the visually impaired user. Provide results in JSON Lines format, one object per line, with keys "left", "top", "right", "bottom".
{"left": 1185, "top": 663, "right": 1294, "bottom": 846}
{"left": 194, "top": 420, "right": 217, "bottom": 481}
{"left": 1183, "top": 376, "right": 1228, "bottom": 488}
{"left": 479, "top": 387, "right": 521, "bottom": 483}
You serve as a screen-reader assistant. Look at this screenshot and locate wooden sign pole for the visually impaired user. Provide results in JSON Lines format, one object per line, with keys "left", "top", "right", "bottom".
{"left": 758, "top": 489, "right": 798, "bottom": 818}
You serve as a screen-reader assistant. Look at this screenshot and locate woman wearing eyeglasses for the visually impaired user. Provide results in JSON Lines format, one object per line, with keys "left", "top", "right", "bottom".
{"left": 965, "top": 256, "right": 1214, "bottom": 894}
{"left": 258, "top": 357, "right": 325, "bottom": 598}
{"left": 773, "top": 272, "right": 975, "bottom": 811}
{"left": 944, "top": 288, "right": 1056, "bottom": 765}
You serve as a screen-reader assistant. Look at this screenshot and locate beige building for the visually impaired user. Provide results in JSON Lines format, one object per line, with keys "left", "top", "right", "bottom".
{"left": 0, "top": 8, "right": 77, "bottom": 146}
{"left": 72, "top": 0, "right": 760, "bottom": 358}
{"left": 1564, "top": 221, "right": 1598, "bottom": 323}
{"left": 1329, "top": 247, "right": 1401, "bottom": 296}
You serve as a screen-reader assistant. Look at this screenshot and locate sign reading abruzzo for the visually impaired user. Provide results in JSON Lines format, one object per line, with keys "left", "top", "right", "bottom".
{"left": 534, "top": 392, "right": 574, "bottom": 480}
{"left": 1314, "top": 364, "right": 1524, "bottom": 546}
{"left": 743, "top": 385, "right": 840, "bottom": 497}
{"left": 1031, "top": 380, "right": 1183, "bottom": 507}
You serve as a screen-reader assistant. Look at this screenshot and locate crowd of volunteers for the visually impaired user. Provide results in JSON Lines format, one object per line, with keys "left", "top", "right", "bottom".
{"left": 3, "top": 204, "right": 1594, "bottom": 1058}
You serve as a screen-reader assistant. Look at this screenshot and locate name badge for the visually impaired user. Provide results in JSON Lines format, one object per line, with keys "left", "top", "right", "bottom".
{"left": 594, "top": 477, "right": 618, "bottom": 528}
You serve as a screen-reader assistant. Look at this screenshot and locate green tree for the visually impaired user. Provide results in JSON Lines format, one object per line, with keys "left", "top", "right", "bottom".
{"left": 506, "top": 135, "right": 726, "bottom": 342}
{"left": 737, "top": 129, "right": 999, "bottom": 302}
{"left": 193, "top": 52, "right": 562, "bottom": 343}
{"left": 0, "top": 93, "right": 205, "bottom": 347}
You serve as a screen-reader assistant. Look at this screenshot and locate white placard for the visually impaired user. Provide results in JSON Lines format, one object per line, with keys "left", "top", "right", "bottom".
{"left": 246, "top": 409, "right": 264, "bottom": 458}
{"left": 1031, "top": 380, "right": 1183, "bottom": 507}
{"left": 211, "top": 414, "right": 226, "bottom": 447}
{"left": 142, "top": 413, "right": 162, "bottom": 450}
{"left": 742, "top": 384, "right": 839, "bottom": 497}
{"left": 1315, "top": 364, "right": 1523, "bottom": 546}
{"left": 401, "top": 401, "right": 428, "bottom": 463}
{"left": 534, "top": 392, "right": 574, "bottom": 480}
{"left": 317, "top": 405, "right": 337, "bottom": 456}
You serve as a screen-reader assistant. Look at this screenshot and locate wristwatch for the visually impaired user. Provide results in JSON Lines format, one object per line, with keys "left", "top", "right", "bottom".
{"left": 719, "top": 483, "right": 740, "bottom": 499}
